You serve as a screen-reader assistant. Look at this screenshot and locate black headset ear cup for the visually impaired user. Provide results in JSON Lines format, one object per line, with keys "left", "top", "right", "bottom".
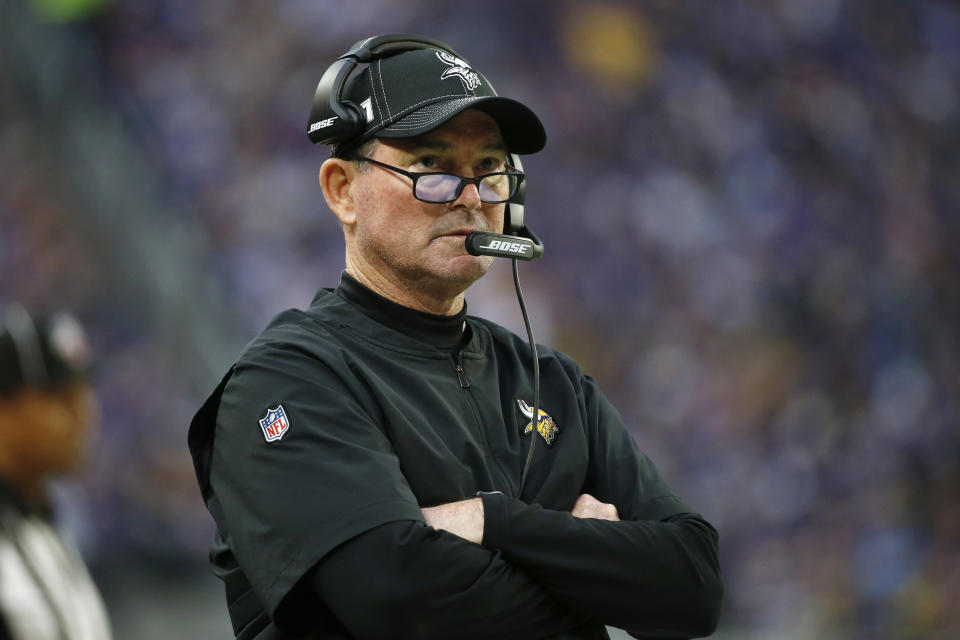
{"left": 505, "top": 153, "right": 526, "bottom": 233}
{"left": 332, "top": 99, "right": 367, "bottom": 142}
{"left": 307, "top": 34, "right": 465, "bottom": 148}
{"left": 307, "top": 56, "right": 364, "bottom": 145}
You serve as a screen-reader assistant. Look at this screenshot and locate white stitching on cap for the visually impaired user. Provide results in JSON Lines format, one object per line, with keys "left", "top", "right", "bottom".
{"left": 386, "top": 106, "right": 458, "bottom": 128}
{"left": 383, "top": 98, "right": 478, "bottom": 129}
{"left": 369, "top": 62, "right": 386, "bottom": 126}
{"left": 376, "top": 59, "right": 392, "bottom": 119}
{"left": 387, "top": 118, "right": 464, "bottom": 130}
{"left": 380, "top": 95, "right": 474, "bottom": 129}
{"left": 398, "top": 94, "right": 473, "bottom": 111}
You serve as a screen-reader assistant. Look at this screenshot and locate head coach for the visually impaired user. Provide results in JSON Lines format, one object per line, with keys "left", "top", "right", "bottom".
{"left": 188, "top": 34, "right": 723, "bottom": 639}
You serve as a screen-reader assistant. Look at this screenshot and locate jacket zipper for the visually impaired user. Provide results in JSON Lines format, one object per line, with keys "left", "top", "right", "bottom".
{"left": 451, "top": 352, "right": 515, "bottom": 496}
{"left": 454, "top": 352, "right": 470, "bottom": 388}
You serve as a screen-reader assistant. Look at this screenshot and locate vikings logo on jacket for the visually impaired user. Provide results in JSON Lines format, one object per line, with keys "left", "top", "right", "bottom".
{"left": 517, "top": 398, "right": 559, "bottom": 446}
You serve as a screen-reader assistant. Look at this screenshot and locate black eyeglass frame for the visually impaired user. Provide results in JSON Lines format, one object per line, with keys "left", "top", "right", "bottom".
{"left": 352, "top": 155, "right": 525, "bottom": 204}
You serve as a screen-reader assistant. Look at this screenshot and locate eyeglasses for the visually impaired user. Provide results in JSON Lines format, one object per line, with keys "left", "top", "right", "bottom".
{"left": 353, "top": 155, "right": 524, "bottom": 204}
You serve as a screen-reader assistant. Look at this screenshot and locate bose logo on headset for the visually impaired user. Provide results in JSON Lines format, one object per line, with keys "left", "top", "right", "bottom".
{"left": 308, "top": 98, "right": 370, "bottom": 133}
{"left": 309, "top": 117, "right": 337, "bottom": 133}
{"left": 481, "top": 240, "right": 527, "bottom": 254}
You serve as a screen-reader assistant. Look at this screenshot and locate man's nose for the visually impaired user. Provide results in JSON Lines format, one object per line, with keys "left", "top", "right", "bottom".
{"left": 451, "top": 180, "right": 482, "bottom": 209}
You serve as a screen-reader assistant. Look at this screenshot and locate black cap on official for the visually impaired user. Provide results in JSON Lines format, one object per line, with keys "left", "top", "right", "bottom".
{"left": 312, "top": 45, "right": 547, "bottom": 157}
{"left": 0, "top": 305, "right": 93, "bottom": 397}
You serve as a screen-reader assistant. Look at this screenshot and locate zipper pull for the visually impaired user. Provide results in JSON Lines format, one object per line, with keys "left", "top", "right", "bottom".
{"left": 454, "top": 353, "right": 470, "bottom": 388}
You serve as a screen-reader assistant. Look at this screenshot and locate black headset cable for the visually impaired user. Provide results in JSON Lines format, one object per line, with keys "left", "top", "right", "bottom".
{"left": 513, "top": 258, "right": 540, "bottom": 496}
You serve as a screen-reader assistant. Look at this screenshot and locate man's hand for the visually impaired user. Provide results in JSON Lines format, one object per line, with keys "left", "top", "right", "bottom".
{"left": 422, "top": 497, "right": 484, "bottom": 544}
{"left": 571, "top": 493, "right": 620, "bottom": 521}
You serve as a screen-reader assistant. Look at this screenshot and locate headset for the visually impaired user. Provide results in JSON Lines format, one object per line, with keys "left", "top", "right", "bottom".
{"left": 308, "top": 35, "right": 546, "bottom": 494}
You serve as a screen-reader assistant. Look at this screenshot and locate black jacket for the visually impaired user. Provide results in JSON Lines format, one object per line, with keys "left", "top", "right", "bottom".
{"left": 188, "top": 275, "right": 723, "bottom": 639}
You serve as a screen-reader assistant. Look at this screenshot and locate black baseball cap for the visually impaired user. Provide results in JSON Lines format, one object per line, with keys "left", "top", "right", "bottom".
{"left": 0, "top": 305, "right": 93, "bottom": 397}
{"left": 333, "top": 47, "right": 546, "bottom": 156}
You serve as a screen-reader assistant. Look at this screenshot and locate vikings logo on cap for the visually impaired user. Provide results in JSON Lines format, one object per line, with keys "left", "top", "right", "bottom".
{"left": 436, "top": 50, "right": 481, "bottom": 91}
{"left": 259, "top": 404, "right": 290, "bottom": 442}
{"left": 517, "top": 398, "right": 559, "bottom": 446}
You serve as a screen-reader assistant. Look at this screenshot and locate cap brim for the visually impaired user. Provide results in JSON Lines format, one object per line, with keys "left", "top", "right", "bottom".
{"left": 374, "top": 96, "right": 546, "bottom": 155}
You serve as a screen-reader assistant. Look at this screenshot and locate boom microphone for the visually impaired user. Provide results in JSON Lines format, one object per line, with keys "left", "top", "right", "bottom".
{"left": 464, "top": 228, "right": 544, "bottom": 497}
{"left": 465, "top": 232, "right": 544, "bottom": 261}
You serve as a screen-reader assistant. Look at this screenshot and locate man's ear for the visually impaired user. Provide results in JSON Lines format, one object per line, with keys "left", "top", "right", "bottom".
{"left": 319, "top": 158, "right": 357, "bottom": 226}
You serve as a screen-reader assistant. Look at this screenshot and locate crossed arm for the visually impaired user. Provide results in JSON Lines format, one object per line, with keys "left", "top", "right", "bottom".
{"left": 421, "top": 493, "right": 620, "bottom": 545}
{"left": 308, "top": 495, "right": 620, "bottom": 639}
{"left": 420, "top": 493, "right": 721, "bottom": 638}
{"left": 312, "top": 493, "right": 721, "bottom": 639}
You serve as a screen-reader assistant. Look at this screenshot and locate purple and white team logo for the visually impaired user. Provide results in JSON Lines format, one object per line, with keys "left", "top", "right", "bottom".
{"left": 259, "top": 404, "right": 290, "bottom": 442}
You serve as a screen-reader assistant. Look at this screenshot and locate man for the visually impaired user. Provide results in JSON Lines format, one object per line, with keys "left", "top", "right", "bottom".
{"left": 189, "top": 35, "right": 723, "bottom": 639}
{"left": 0, "top": 304, "right": 113, "bottom": 640}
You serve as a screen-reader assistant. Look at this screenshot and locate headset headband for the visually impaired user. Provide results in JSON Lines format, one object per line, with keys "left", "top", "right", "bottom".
{"left": 307, "top": 34, "right": 463, "bottom": 146}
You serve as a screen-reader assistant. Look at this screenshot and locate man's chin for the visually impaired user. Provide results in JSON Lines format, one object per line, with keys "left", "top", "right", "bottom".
{"left": 420, "top": 253, "right": 493, "bottom": 291}
{"left": 444, "top": 253, "right": 494, "bottom": 281}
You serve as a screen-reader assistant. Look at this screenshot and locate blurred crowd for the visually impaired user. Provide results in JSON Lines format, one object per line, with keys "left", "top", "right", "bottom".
{"left": 1, "top": 0, "right": 958, "bottom": 637}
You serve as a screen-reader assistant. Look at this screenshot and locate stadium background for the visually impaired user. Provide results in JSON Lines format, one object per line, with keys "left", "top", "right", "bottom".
{"left": 1, "top": 0, "right": 958, "bottom": 637}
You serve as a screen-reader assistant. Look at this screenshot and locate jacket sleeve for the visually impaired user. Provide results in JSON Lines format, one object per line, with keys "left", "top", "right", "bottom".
{"left": 311, "top": 520, "right": 593, "bottom": 640}
{"left": 479, "top": 374, "right": 724, "bottom": 639}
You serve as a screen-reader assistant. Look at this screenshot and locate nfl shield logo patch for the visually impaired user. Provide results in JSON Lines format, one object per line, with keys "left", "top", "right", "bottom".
{"left": 259, "top": 404, "right": 290, "bottom": 442}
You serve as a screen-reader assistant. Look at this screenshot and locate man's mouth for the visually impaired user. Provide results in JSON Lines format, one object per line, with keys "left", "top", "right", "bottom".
{"left": 438, "top": 228, "right": 478, "bottom": 239}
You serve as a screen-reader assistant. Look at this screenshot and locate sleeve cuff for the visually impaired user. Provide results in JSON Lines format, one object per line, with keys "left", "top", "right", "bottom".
{"left": 478, "top": 490, "right": 509, "bottom": 549}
